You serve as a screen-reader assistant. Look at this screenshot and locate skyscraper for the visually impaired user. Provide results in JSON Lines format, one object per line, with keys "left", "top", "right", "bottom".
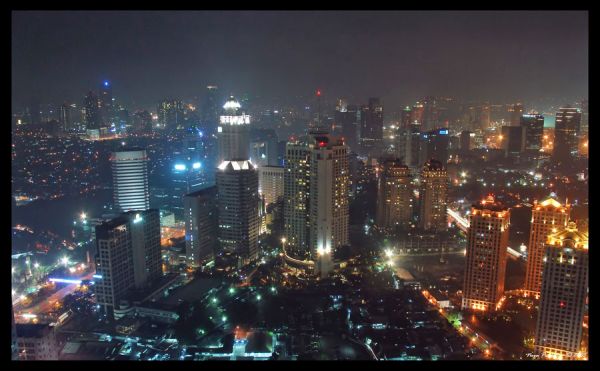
{"left": 510, "top": 103, "right": 524, "bottom": 126}
{"left": 359, "top": 98, "right": 383, "bottom": 154}
{"left": 418, "top": 160, "right": 448, "bottom": 232}
{"left": 400, "top": 106, "right": 412, "bottom": 129}
{"left": 59, "top": 103, "right": 72, "bottom": 132}
{"left": 284, "top": 133, "right": 349, "bottom": 261}
{"left": 217, "top": 96, "right": 251, "bottom": 164}
{"left": 335, "top": 102, "right": 359, "bottom": 152}
{"left": 462, "top": 195, "right": 509, "bottom": 312}
{"left": 111, "top": 148, "right": 150, "bottom": 212}
{"left": 524, "top": 197, "right": 570, "bottom": 297}
{"left": 419, "top": 128, "right": 450, "bottom": 165}
{"left": 201, "top": 85, "right": 220, "bottom": 136}
{"left": 216, "top": 97, "right": 260, "bottom": 264}
{"left": 534, "top": 222, "right": 588, "bottom": 360}
{"left": 128, "top": 209, "right": 162, "bottom": 289}
{"left": 216, "top": 160, "right": 260, "bottom": 263}
{"left": 84, "top": 91, "right": 101, "bottom": 130}
{"left": 580, "top": 99, "right": 588, "bottom": 134}
{"left": 553, "top": 106, "right": 582, "bottom": 160}
{"left": 99, "top": 81, "right": 114, "bottom": 127}
{"left": 258, "top": 166, "right": 284, "bottom": 207}
{"left": 520, "top": 114, "right": 544, "bottom": 152}
{"left": 184, "top": 186, "right": 218, "bottom": 267}
{"left": 501, "top": 125, "right": 526, "bottom": 158}
{"left": 421, "top": 96, "right": 439, "bottom": 131}
{"left": 250, "top": 128, "right": 279, "bottom": 167}
{"left": 376, "top": 158, "right": 413, "bottom": 229}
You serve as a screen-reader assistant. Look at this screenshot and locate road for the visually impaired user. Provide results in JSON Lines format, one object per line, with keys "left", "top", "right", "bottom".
{"left": 15, "top": 271, "right": 95, "bottom": 317}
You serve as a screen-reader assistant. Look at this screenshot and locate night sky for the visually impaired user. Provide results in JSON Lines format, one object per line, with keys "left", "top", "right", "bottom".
{"left": 12, "top": 11, "right": 588, "bottom": 111}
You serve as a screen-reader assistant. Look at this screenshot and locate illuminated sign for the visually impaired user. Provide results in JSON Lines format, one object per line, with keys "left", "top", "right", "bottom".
{"left": 439, "top": 129, "right": 448, "bottom": 135}
{"left": 192, "top": 162, "right": 201, "bottom": 169}
{"left": 174, "top": 164, "right": 186, "bottom": 171}
{"left": 219, "top": 115, "right": 251, "bottom": 125}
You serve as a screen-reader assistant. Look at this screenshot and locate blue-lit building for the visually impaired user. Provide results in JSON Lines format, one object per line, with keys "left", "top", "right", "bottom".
{"left": 170, "top": 156, "right": 209, "bottom": 219}
{"left": 419, "top": 128, "right": 449, "bottom": 165}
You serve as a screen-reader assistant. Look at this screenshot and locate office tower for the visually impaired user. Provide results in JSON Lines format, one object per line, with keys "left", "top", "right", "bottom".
{"left": 15, "top": 324, "right": 60, "bottom": 360}
{"left": 460, "top": 130, "right": 474, "bottom": 152}
{"left": 461, "top": 195, "right": 510, "bottom": 311}
{"left": 520, "top": 114, "right": 545, "bottom": 152}
{"left": 217, "top": 96, "right": 251, "bottom": 164}
{"left": 553, "top": 106, "right": 582, "bottom": 160}
{"left": 401, "top": 106, "right": 412, "bottom": 129}
{"left": 59, "top": 103, "right": 72, "bottom": 132}
{"left": 201, "top": 85, "right": 220, "bottom": 136}
{"left": 335, "top": 103, "right": 359, "bottom": 151}
{"left": 95, "top": 216, "right": 134, "bottom": 318}
{"left": 216, "top": 160, "right": 260, "bottom": 263}
{"left": 421, "top": 96, "right": 439, "bottom": 131}
{"left": 250, "top": 128, "right": 279, "bottom": 166}
{"left": 534, "top": 222, "right": 588, "bottom": 360}
{"left": 157, "top": 99, "right": 185, "bottom": 131}
{"left": 84, "top": 91, "right": 101, "bottom": 130}
{"left": 405, "top": 124, "right": 422, "bottom": 168}
{"left": 284, "top": 133, "right": 349, "bottom": 261}
{"left": 117, "top": 108, "right": 130, "bottom": 132}
{"left": 480, "top": 104, "right": 491, "bottom": 130}
{"left": 376, "top": 158, "right": 413, "bottom": 229}
{"left": 184, "top": 186, "right": 218, "bottom": 267}
{"left": 510, "top": 103, "right": 524, "bottom": 126}
{"left": 359, "top": 98, "right": 383, "bottom": 154}
{"left": 418, "top": 160, "right": 448, "bottom": 231}
{"left": 170, "top": 155, "right": 207, "bottom": 218}
{"left": 111, "top": 148, "right": 150, "bottom": 212}
{"left": 99, "top": 81, "right": 114, "bottom": 126}
{"left": 501, "top": 125, "right": 526, "bottom": 157}
{"left": 524, "top": 197, "right": 570, "bottom": 297}
{"left": 258, "top": 166, "right": 284, "bottom": 207}
{"left": 127, "top": 210, "right": 162, "bottom": 288}
{"left": 580, "top": 99, "right": 588, "bottom": 134}
{"left": 419, "top": 128, "right": 450, "bottom": 165}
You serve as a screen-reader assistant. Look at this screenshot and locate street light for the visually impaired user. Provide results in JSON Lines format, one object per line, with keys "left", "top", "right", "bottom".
{"left": 34, "top": 262, "right": 40, "bottom": 269}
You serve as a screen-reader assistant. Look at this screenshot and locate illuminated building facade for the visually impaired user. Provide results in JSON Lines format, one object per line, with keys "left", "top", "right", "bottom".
{"left": 157, "top": 99, "right": 184, "bottom": 131}
{"left": 111, "top": 148, "right": 150, "bottom": 212}
{"left": 283, "top": 133, "right": 349, "bottom": 262}
{"left": 462, "top": 195, "right": 509, "bottom": 312}
{"left": 553, "top": 106, "right": 582, "bottom": 160}
{"left": 418, "top": 160, "right": 448, "bottom": 232}
{"left": 520, "top": 114, "right": 544, "bottom": 152}
{"left": 376, "top": 158, "right": 413, "bottom": 229}
{"left": 217, "top": 96, "right": 251, "bottom": 164}
{"left": 201, "top": 85, "right": 220, "bottom": 136}
{"left": 258, "top": 165, "right": 284, "bottom": 207}
{"left": 509, "top": 103, "right": 524, "bottom": 126}
{"left": 169, "top": 156, "right": 207, "bottom": 218}
{"left": 419, "top": 128, "right": 449, "bottom": 165}
{"left": 15, "top": 324, "right": 60, "bottom": 360}
{"left": 127, "top": 209, "right": 162, "bottom": 289}
{"left": 184, "top": 186, "right": 218, "bottom": 267}
{"left": 524, "top": 197, "right": 570, "bottom": 297}
{"left": 534, "top": 222, "right": 588, "bottom": 360}
{"left": 99, "top": 81, "right": 114, "bottom": 127}
{"left": 335, "top": 103, "right": 359, "bottom": 152}
{"left": 84, "top": 91, "right": 101, "bottom": 130}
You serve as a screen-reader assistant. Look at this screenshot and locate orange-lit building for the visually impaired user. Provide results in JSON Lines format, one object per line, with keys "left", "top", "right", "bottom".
{"left": 461, "top": 195, "right": 509, "bottom": 312}
{"left": 523, "top": 197, "right": 570, "bottom": 297}
{"left": 534, "top": 222, "right": 588, "bottom": 360}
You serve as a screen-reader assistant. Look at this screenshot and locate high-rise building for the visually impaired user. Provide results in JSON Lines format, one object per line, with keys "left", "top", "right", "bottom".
{"left": 335, "top": 103, "right": 359, "bottom": 152}
{"left": 418, "top": 160, "right": 448, "bottom": 232}
{"left": 534, "top": 222, "right": 588, "bottom": 360}
{"left": 15, "top": 324, "right": 60, "bottom": 360}
{"left": 250, "top": 128, "right": 279, "bottom": 167}
{"left": 127, "top": 210, "right": 162, "bottom": 289}
{"left": 520, "top": 114, "right": 544, "bottom": 152}
{"left": 460, "top": 130, "right": 475, "bottom": 152}
{"left": 404, "top": 123, "right": 422, "bottom": 168}
{"left": 284, "top": 133, "right": 349, "bottom": 261}
{"left": 201, "top": 85, "right": 220, "bottom": 136}
{"left": 258, "top": 166, "right": 284, "bottom": 207}
{"left": 580, "top": 99, "right": 588, "bottom": 134}
{"left": 501, "top": 125, "right": 526, "bottom": 157}
{"left": 111, "top": 148, "right": 150, "bottom": 212}
{"left": 133, "top": 110, "right": 153, "bottom": 133}
{"left": 524, "top": 197, "right": 570, "bottom": 297}
{"left": 84, "top": 91, "right": 101, "bottom": 130}
{"left": 421, "top": 96, "right": 439, "bottom": 131}
{"left": 553, "top": 106, "right": 582, "bottom": 160}
{"left": 510, "top": 103, "right": 524, "bottom": 126}
{"left": 94, "top": 216, "right": 134, "bottom": 318}
{"left": 59, "top": 103, "right": 72, "bottom": 132}
{"left": 99, "top": 81, "right": 114, "bottom": 126}
{"left": 217, "top": 96, "right": 251, "bottom": 164}
{"left": 419, "top": 128, "right": 450, "bottom": 165}
{"left": 157, "top": 99, "right": 184, "bottom": 131}
{"left": 216, "top": 160, "right": 260, "bottom": 263}
{"left": 359, "top": 98, "right": 383, "bottom": 154}
{"left": 461, "top": 195, "right": 510, "bottom": 312}
{"left": 170, "top": 154, "right": 207, "bottom": 219}
{"left": 411, "top": 102, "right": 424, "bottom": 125}
{"left": 376, "top": 158, "right": 413, "bottom": 229}
{"left": 401, "top": 106, "right": 412, "bottom": 129}
{"left": 184, "top": 186, "right": 218, "bottom": 267}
